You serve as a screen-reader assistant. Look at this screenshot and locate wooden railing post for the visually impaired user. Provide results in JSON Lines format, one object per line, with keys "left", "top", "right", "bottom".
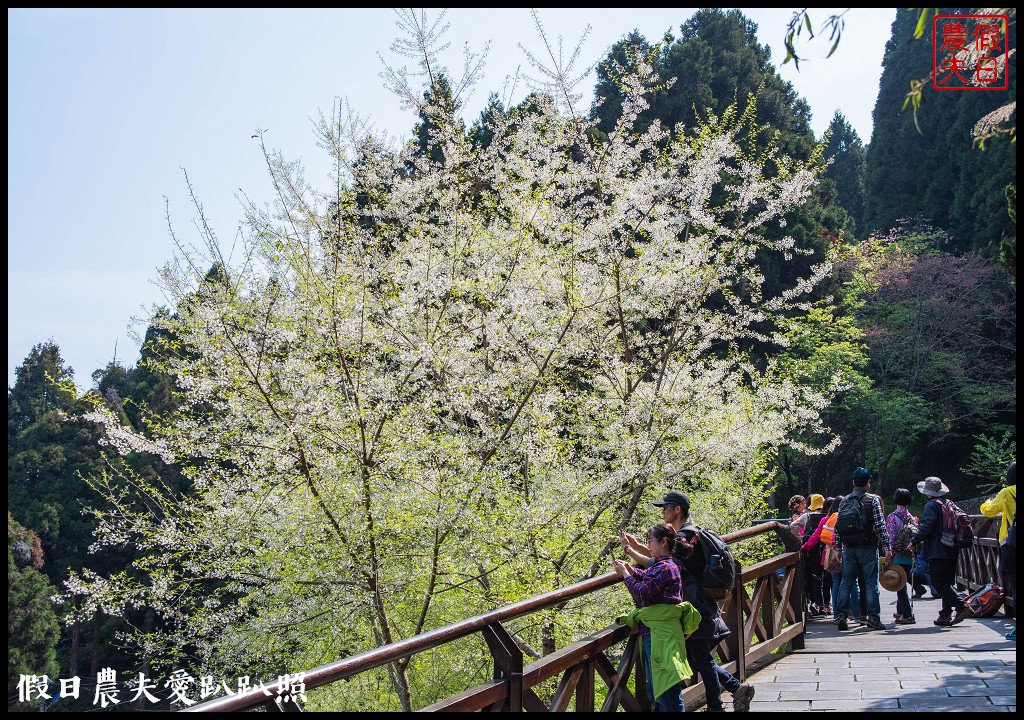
{"left": 635, "top": 642, "right": 651, "bottom": 712}
{"left": 727, "top": 557, "right": 746, "bottom": 682}
{"left": 575, "top": 660, "right": 595, "bottom": 712}
{"left": 482, "top": 622, "right": 523, "bottom": 712}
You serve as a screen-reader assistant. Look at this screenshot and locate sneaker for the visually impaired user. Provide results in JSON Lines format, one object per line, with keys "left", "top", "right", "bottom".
{"left": 823, "top": 605, "right": 832, "bottom": 614}
{"left": 852, "top": 616, "right": 867, "bottom": 625}
{"left": 934, "top": 614, "right": 954, "bottom": 627}
{"left": 865, "top": 616, "right": 886, "bottom": 631}
{"left": 895, "top": 615, "right": 916, "bottom": 625}
{"left": 732, "top": 684, "right": 755, "bottom": 713}
{"left": 951, "top": 605, "right": 974, "bottom": 626}
{"left": 837, "top": 616, "right": 849, "bottom": 631}
{"left": 1005, "top": 627, "right": 1016, "bottom": 641}
{"left": 912, "top": 587, "right": 926, "bottom": 599}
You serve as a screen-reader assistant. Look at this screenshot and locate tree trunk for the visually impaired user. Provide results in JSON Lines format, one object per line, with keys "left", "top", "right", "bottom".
{"left": 89, "top": 610, "right": 104, "bottom": 676}
{"left": 372, "top": 599, "right": 412, "bottom": 711}
{"left": 67, "top": 599, "right": 80, "bottom": 678}
{"left": 541, "top": 617, "right": 557, "bottom": 656}
{"left": 137, "top": 610, "right": 155, "bottom": 709}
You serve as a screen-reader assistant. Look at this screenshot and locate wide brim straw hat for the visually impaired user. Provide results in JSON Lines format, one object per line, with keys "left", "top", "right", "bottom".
{"left": 880, "top": 563, "right": 908, "bottom": 593}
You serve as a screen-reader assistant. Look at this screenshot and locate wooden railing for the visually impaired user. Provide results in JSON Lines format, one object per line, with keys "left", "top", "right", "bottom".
{"left": 958, "top": 515, "right": 1008, "bottom": 604}
{"left": 188, "top": 520, "right": 808, "bottom": 712}
{"left": 185, "top": 512, "right": 1014, "bottom": 712}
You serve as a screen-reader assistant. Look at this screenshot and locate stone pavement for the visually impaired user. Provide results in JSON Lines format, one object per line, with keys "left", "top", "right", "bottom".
{"left": 735, "top": 589, "right": 1016, "bottom": 712}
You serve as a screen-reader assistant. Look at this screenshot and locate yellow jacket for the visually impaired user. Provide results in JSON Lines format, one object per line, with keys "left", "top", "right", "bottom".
{"left": 980, "top": 485, "right": 1016, "bottom": 542}
{"left": 617, "top": 602, "right": 702, "bottom": 700}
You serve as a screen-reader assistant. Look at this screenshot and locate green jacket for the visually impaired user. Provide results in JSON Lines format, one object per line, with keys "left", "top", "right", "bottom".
{"left": 617, "top": 602, "right": 702, "bottom": 700}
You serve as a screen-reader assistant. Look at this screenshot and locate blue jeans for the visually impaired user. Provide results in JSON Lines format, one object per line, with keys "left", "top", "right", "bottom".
{"left": 836, "top": 544, "right": 881, "bottom": 621}
{"left": 830, "top": 570, "right": 859, "bottom": 617}
{"left": 685, "top": 638, "right": 739, "bottom": 712}
{"left": 641, "top": 634, "right": 685, "bottom": 712}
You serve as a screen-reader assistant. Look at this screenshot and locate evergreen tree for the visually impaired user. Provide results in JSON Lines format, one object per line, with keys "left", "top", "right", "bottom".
{"left": 468, "top": 92, "right": 505, "bottom": 150}
{"left": 8, "top": 513, "right": 60, "bottom": 705}
{"left": 592, "top": 10, "right": 817, "bottom": 161}
{"left": 863, "top": 8, "right": 1016, "bottom": 254}
{"left": 822, "top": 111, "right": 865, "bottom": 235}
{"left": 7, "top": 342, "right": 101, "bottom": 586}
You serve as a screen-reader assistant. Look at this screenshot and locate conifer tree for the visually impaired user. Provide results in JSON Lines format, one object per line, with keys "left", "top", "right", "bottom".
{"left": 822, "top": 111, "right": 865, "bottom": 235}
{"left": 862, "top": 8, "right": 1016, "bottom": 253}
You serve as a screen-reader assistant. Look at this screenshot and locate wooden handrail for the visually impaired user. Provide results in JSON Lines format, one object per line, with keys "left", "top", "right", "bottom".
{"left": 188, "top": 521, "right": 795, "bottom": 712}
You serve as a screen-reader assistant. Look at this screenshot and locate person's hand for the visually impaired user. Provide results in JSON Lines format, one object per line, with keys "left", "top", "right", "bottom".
{"left": 612, "top": 559, "right": 626, "bottom": 578}
{"left": 884, "top": 550, "right": 893, "bottom": 565}
{"left": 613, "top": 559, "right": 634, "bottom": 579}
{"left": 620, "top": 530, "right": 639, "bottom": 552}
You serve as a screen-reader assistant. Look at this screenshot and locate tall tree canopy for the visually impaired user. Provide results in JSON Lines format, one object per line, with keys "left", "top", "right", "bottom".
{"left": 833, "top": 220, "right": 1016, "bottom": 492}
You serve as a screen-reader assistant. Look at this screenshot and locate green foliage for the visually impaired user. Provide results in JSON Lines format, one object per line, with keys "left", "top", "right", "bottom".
{"left": 863, "top": 8, "right": 1017, "bottom": 254}
{"left": 827, "top": 223, "right": 1016, "bottom": 494}
{"left": 8, "top": 513, "right": 60, "bottom": 702}
{"left": 7, "top": 342, "right": 104, "bottom": 586}
{"left": 960, "top": 426, "right": 1016, "bottom": 492}
{"left": 781, "top": 10, "right": 849, "bottom": 70}
{"left": 1000, "top": 183, "right": 1016, "bottom": 281}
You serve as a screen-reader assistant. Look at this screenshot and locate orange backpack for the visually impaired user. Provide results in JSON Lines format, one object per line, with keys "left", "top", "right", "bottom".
{"left": 820, "top": 512, "right": 838, "bottom": 546}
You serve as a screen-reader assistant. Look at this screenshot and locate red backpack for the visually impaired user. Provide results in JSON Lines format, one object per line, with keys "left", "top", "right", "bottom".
{"left": 937, "top": 499, "right": 975, "bottom": 549}
{"left": 964, "top": 583, "right": 1003, "bottom": 618}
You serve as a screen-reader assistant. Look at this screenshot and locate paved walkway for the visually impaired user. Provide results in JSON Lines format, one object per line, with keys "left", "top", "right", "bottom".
{"left": 739, "top": 589, "right": 1016, "bottom": 712}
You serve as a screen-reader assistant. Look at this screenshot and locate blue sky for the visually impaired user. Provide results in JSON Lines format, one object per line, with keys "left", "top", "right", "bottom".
{"left": 8, "top": 8, "right": 897, "bottom": 390}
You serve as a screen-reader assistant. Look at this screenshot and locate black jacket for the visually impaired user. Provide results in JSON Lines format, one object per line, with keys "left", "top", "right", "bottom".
{"left": 911, "top": 496, "right": 958, "bottom": 561}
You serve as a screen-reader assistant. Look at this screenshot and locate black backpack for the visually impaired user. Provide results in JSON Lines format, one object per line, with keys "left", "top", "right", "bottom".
{"left": 803, "top": 510, "right": 825, "bottom": 543}
{"left": 835, "top": 493, "right": 876, "bottom": 545}
{"left": 678, "top": 522, "right": 737, "bottom": 600}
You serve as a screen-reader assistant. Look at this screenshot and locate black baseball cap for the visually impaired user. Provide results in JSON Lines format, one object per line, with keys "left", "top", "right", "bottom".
{"left": 652, "top": 491, "right": 690, "bottom": 513}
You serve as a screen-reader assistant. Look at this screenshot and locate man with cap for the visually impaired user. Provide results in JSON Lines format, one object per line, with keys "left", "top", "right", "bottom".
{"left": 619, "top": 491, "right": 755, "bottom": 713}
{"left": 833, "top": 467, "right": 892, "bottom": 631}
{"left": 910, "top": 476, "right": 972, "bottom": 626}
